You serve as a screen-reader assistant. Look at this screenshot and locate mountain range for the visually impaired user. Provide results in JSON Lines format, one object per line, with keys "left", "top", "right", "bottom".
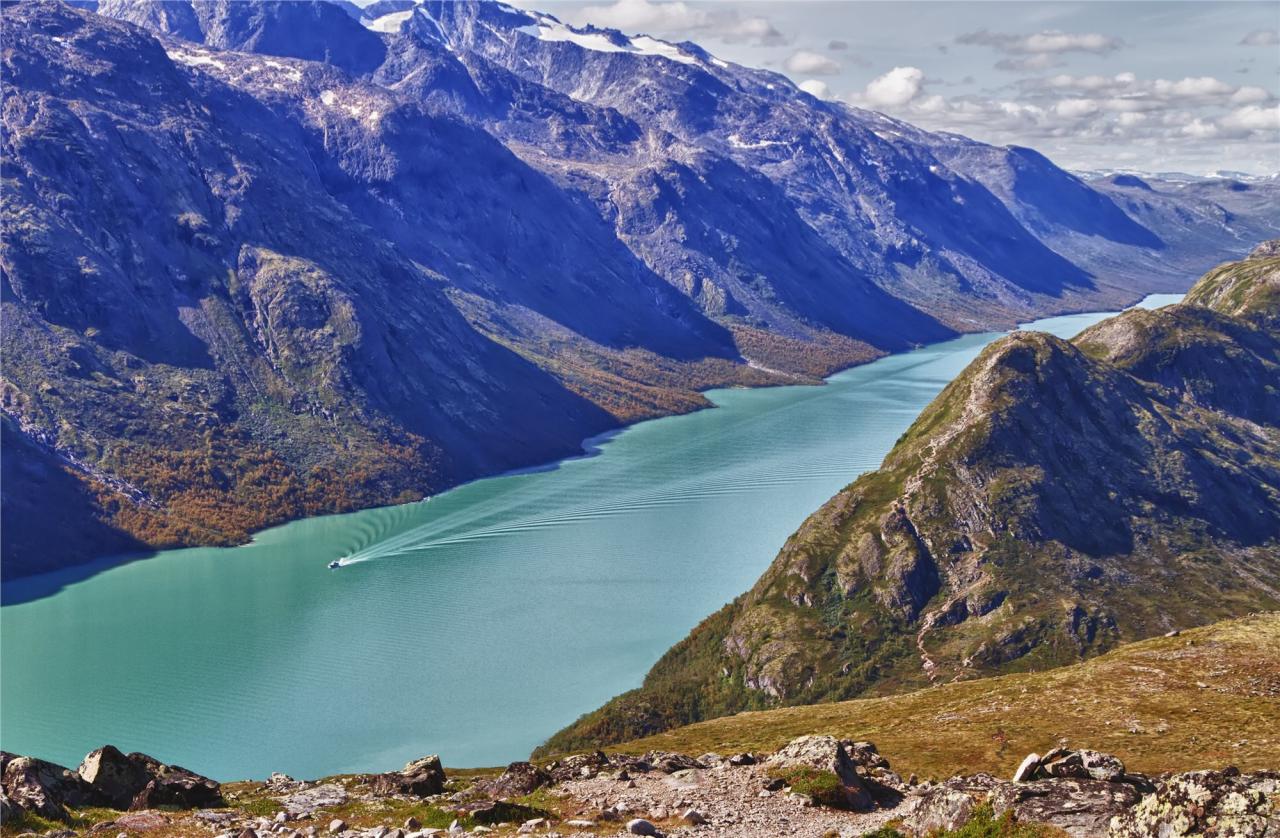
{"left": 537, "top": 242, "right": 1280, "bottom": 755}
{"left": 3, "top": 0, "right": 1278, "bottom": 578}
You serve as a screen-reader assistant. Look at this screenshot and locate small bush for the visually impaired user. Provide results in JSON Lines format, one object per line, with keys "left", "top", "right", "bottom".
{"left": 769, "top": 766, "right": 849, "bottom": 809}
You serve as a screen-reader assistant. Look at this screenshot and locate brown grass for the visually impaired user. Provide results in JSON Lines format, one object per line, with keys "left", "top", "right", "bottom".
{"left": 609, "top": 612, "right": 1280, "bottom": 780}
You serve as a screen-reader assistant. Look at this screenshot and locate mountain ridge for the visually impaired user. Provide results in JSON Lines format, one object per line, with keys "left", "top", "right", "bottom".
{"left": 537, "top": 243, "right": 1280, "bottom": 756}
{"left": 3, "top": 0, "right": 1277, "bottom": 580}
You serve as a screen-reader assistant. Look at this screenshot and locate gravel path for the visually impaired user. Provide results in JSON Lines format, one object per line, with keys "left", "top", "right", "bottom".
{"left": 554, "top": 761, "right": 898, "bottom": 837}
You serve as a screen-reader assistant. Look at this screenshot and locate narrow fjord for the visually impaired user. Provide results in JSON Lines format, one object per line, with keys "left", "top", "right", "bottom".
{"left": 0, "top": 297, "right": 1179, "bottom": 781}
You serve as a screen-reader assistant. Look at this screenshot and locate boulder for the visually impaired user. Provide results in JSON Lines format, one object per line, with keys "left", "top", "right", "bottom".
{"left": 1012, "top": 752, "right": 1041, "bottom": 783}
{"left": 282, "top": 783, "right": 348, "bottom": 817}
{"left": 371, "top": 756, "right": 446, "bottom": 797}
{"left": 76, "top": 746, "right": 221, "bottom": 811}
{"left": 626, "top": 818, "right": 660, "bottom": 836}
{"left": 2, "top": 753, "right": 106, "bottom": 820}
{"left": 544, "top": 751, "right": 609, "bottom": 782}
{"left": 895, "top": 774, "right": 1002, "bottom": 835}
{"left": 78, "top": 746, "right": 153, "bottom": 809}
{"left": 841, "top": 741, "right": 890, "bottom": 771}
{"left": 727, "top": 753, "right": 757, "bottom": 766}
{"left": 129, "top": 763, "right": 223, "bottom": 810}
{"left": 643, "top": 752, "right": 704, "bottom": 774}
{"left": 1109, "top": 769, "right": 1280, "bottom": 837}
{"left": 990, "top": 777, "right": 1142, "bottom": 837}
{"left": 470, "top": 762, "right": 550, "bottom": 798}
{"left": 765, "top": 735, "right": 874, "bottom": 810}
{"left": 1040, "top": 749, "right": 1127, "bottom": 783}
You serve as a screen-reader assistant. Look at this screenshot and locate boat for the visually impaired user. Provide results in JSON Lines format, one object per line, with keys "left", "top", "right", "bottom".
{"left": 328, "top": 560, "right": 341, "bottom": 569}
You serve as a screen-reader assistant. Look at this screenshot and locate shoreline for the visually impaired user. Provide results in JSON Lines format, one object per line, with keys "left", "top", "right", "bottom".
{"left": 0, "top": 288, "right": 1189, "bottom": 605}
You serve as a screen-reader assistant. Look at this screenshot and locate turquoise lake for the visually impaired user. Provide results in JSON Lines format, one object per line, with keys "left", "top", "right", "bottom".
{"left": 0, "top": 295, "right": 1183, "bottom": 780}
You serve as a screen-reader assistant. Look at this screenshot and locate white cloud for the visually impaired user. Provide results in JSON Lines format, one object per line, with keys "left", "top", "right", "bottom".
{"left": 1181, "top": 118, "right": 1219, "bottom": 139}
{"left": 798, "top": 79, "right": 832, "bottom": 100}
{"left": 1240, "top": 28, "right": 1280, "bottom": 47}
{"left": 862, "top": 66, "right": 926, "bottom": 107}
{"left": 958, "top": 29, "right": 1124, "bottom": 55}
{"left": 1221, "top": 104, "right": 1280, "bottom": 133}
{"left": 566, "top": 1, "right": 786, "bottom": 46}
{"left": 784, "top": 50, "right": 841, "bottom": 75}
{"left": 573, "top": 0, "right": 709, "bottom": 31}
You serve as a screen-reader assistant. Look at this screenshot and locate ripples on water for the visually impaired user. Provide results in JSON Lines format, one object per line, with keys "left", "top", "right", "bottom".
{"left": 0, "top": 295, "right": 1183, "bottom": 779}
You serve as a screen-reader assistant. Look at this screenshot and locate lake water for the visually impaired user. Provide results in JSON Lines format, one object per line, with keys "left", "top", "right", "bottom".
{"left": 0, "top": 295, "right": 1183, "bottom": 780}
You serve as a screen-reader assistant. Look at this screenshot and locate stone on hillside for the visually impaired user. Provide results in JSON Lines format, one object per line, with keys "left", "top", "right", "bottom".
{"left": 1012, "top": 753, "right": 1041, "bottom": 782}
{"left": 404, "top": 817, "right": 421, "bottom": 831}
{"left": 76, "top": 746, "right": 221, "bottom": 811}
{"left": 472, "top": 762, "right": 550, "bottom": 798}
{"left": 130, "top": 763, "right": 224, "bottom": 810}
{"left": 895, "top": 773, "right": 1002, "bottom": 835}
{"left": 283, "top": 783, "right": 347, "bottom": 816}
{"left": 78, "top": 747, "right": 153, "bottom": 809}
{"left": 371, "top": 756, "right": 446, "bottom": 797}
{"left": 1109, "top": 769, "right": 1279, "bottom": 837}
{"left": 544, "top": 751, "right": 609, "bottom": 782}
{"left": 765, "top": 735, "right": 874, "bottom": 811}
{"left": 727, "top": 753, "right": 756, "bottom": 766}
{"left": 643, "top": 752, "right": 704, "bottom": 774}
{"left": 327, "top": 819, "right": 346, "bottom": 834}
{"left": 626, "top": 818, "right": 660, "bottom": 836}
{"left": 842, "top": 741, "right": 890, "bottom": 770}
{"left": 680, "top": 808, "right": 707, "bottom": 825}
{"left": 990, "top": 777, "right": 1141, "bottom": 837}
{"left": 1040, "top": 749, "right": 1126, "bottom": 783}
{"left": 2, "top": 753, "right": 106, "bottom": 820}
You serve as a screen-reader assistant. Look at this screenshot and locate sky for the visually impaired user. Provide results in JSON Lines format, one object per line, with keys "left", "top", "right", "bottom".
{"left": 517, "top": 0, "right": 1280, "bottom": 174}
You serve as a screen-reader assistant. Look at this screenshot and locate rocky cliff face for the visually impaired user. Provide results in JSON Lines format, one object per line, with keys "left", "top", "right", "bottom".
{"left": 3, "top": 0, "right": 1277, "bottom": 578}
{"left": 541, "top": 245, "right": 1280, "bottom": 754}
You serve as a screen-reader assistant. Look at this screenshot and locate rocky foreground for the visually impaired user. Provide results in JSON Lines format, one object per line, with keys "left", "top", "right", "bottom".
{"left": 4, "top": 737, "right": 1276, "bottom": 838}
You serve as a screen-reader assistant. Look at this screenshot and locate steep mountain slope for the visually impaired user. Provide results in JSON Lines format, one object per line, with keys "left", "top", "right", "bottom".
{"left": 3, "top": 0, "right": 1277, "bottom": 580}
{"left": 540, "top": 244, "right": 1280, "bottom": 755}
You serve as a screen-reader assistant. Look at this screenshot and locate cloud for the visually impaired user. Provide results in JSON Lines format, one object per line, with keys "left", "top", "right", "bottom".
{"left": 1240, "top": 28, "right": 1279, "bottom": 46}
{"left": 784, "top": 50, "right": 841, "bottom": 75}
{"left": 958, "top": 29, "right": 1125, "bottom": 55}
{"left": 862, "top": 66, "right": 926, "bottom": 107}
{"left": 798, "top": 79, "right": 832, "bottom": 100}
{"left": 567, "top": 1, "right": 786, "bottom": 46}
{"left": 995, "top": 54, "right": 1062, "bottom": 72}
{"left": 721, "top": 16, "right": 787, "bottom": 46}
{"left": 957, "top": 29, "right": 1124, "bottom": 71}
{"left": 1221, "top": 104, "right": 1280, "bottom": 133}
{"left": 574, "top": 0, "right": 709, "bottom": 31}
{"left": 827, "top": 39, "right": 849, "bottom": 51}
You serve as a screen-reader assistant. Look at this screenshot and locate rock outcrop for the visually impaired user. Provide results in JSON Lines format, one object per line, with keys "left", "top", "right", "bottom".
{"left": 2, "top": 745, "right": 220, "bottom": 822}
{"left": 1110, "top": 768, "right": 1280, "bottom": 838}
{"left": 5, "top": 738, "right": 1277, "bottom": 838}
{"left": 370, "top": 755, "right": 447, "bottom": 798}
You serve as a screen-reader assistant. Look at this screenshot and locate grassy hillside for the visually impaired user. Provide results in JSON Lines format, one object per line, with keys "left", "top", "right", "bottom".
{"left": 606, "top": 612, "right": 1280, "bottom": 780}
{"left": 538, "top": 244, "right": 1280, "bottom": 757}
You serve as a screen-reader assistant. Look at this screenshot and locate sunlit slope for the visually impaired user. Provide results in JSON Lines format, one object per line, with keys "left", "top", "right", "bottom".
{"left": 605, "top": 612, "right": 1280, "bottom": 779}
{"left": 539, "top": 244, "right": 1280, "bottom": 757}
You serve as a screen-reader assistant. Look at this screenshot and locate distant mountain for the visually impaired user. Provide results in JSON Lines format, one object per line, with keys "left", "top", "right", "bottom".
{"left": 3, "top": 0, "right": 1277, "bottom": 578}
{"left": 539, "top": 243, "right": 1280, "bottom": 756}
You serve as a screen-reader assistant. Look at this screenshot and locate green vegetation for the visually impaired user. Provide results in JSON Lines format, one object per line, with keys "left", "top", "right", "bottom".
{"left": 542, "top": 244, "right": 1280, "bottom": 755}
{"left": 598, "top": 613, "right": 1280, "bottom": 780}
{"left": 864, "top": 804, "right": 1064, "bottom": 837}
{"left": 767, "top": 766, "right": 850, "bottom": 808}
